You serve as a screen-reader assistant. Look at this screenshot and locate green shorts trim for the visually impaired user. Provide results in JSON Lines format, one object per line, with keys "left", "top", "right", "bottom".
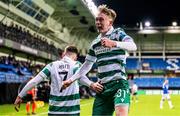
{"left": 115, "top": 103, "right": 129, "bottom": 107}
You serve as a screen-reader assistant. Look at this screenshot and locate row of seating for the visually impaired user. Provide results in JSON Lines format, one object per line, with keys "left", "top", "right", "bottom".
{"left": 126, "top": 58, "right": 180, "bottom": 70}
{"left": 134, "top": 77, "right": 180, "bottom": 88}
{"left": 0, "top": 63, "right": 32, "bottom": 75}
{"left": 0, "top": 72, "right": 30, "bottom": 83}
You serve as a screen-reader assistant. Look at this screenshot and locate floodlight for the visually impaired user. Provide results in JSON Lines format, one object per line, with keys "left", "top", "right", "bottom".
{"left": 172, "top": 21, "right": 177, "bottom": 26}
{"left": 145, "top": 21, "right": 151, "bottom": 27}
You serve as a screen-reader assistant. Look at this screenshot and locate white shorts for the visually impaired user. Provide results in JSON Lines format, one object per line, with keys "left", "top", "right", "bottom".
{"left": 162, "top": 94, "right": 170, "bottom": 100}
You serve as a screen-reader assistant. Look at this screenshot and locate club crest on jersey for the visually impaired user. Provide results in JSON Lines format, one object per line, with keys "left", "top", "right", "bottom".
{"left": 94, "top": 46, "right": 111, "bottom": 55}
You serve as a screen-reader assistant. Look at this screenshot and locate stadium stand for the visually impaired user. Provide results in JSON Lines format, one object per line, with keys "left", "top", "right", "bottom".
{"left": 0, "top": 55, "right": 44, "bottom": 83}
{"left": 0, "top": 55, "right": 45, "bottom": 104}
{"left": 126, "top": 58, "right": 139, "bottom": 70}
{"left": 126, "top": 58, "right": 180, "bottom": 70}
{"left": 134, "top": 77, "right": 180, "bottom": 88}
{"left": 142, "top": 58, "right": 166, "bottom": 70}
{"left": 0, "top": 22, "right": 58, "bottom": 56}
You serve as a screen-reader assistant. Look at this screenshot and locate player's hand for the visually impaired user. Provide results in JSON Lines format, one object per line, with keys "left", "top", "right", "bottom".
{"left": 62, "top": 79, "right": 73, "bottom": 90}
{"left": 90, "top": 82, "right": 103, "bottom": 93}
{"left": 32, "top": 96, "right": 36, "bottom": 101}
{"left": 14, "top": 96, "right": 23, "bottom": 112}
{"left": 101, "top": 37, "right": 116, "bottom": 48}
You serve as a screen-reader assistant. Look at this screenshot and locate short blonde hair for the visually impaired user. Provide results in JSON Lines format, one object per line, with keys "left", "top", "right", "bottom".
{"left": 98, "top": 4, "right": 117, "bottom": 22}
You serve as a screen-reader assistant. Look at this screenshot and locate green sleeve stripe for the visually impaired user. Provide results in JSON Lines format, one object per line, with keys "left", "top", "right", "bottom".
{"left": 42, "top": 68, "right": 50, "bottom": 77}
{"left": 49, "top": 105, "right": 80, "bottom": 112}
{"left": 73, "top": 67, "right": 79, "bottom": 74}
{"left": 49, "top": 93, "right": 80, "bottom": 101}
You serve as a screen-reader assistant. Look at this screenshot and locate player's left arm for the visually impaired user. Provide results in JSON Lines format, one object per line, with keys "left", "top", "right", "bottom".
{"left": 62, "top": 60, "right": 94, "bottom": 89}
{"left": 14, "top": 64, "right": 51, "bottom": 111}
{"left": 101, "top": 30, "right": 137, "bottom": 51}
{"left": 78, "top": 76, "right": 103, "bottom": 93}
{"left": 78, "top": 76, "right": 93, "bottom": 87}
{"left": 14, "top": 74, "right": 44, "bottom": 112}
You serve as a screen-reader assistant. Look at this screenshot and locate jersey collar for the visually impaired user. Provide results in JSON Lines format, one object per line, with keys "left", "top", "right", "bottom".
{"left": 98, "top": 26, "right": 114, "bottom": 39}
{"left": 105, "top": 26, "right": 114, "bottom": 35}
{"left": 63, "top": 56, "right": 76, "bottom": 65}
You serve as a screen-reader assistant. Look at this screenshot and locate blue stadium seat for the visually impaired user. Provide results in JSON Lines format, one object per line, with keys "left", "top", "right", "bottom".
{"left": 126, "top": 58, "right": 180, "bottom": 70}
{"left": 126, "top": 58, "right": 139, "bottom": 70}
{"left": 0, "top": 63, "right": 32, "bottom": 83}
{"left": 134, "top": 77, "right": 180, "bottom": 88}
{"left": 142, "top": 58, "right": 167, "bottom": 70}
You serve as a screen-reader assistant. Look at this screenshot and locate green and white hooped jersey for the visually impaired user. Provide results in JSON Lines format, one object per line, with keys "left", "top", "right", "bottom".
{"left": 40, "top": 56, "right": 81, "bottom": 115}
{"left": 86, "top": 27, "right": 133, "bottom": 84}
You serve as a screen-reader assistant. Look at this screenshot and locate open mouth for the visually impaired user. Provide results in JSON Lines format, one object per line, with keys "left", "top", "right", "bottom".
{"left": 97, "top": 25, "right": 103, "bottom": 30}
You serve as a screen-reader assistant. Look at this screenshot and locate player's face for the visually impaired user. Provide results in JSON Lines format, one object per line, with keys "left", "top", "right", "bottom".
{"left": 73, "top": 54, "right": 77, "bottom": 61}
{"left": 95, "top": 12, "right": 113, "bottom": 34}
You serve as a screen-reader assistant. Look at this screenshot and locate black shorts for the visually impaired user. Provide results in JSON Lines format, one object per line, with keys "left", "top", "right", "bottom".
{"left": 23, "top": 94, "right": 33, "bottom": 102}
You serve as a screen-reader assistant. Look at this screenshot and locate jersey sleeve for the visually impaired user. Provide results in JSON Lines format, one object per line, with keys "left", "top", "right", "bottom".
{"left": 39, "top": 63, "right": 52, "bottom": 80}
{"left": 73, "top": 61, "right": 82, "bottom": 74}
{"left": 85, "top": 45, "right": 97, "bottom": 63}
{"left": 73, "top": 61, "right": 93, "bottom": 87}
{"left": 116, "top": 28, "right": 134, "bottom": 42}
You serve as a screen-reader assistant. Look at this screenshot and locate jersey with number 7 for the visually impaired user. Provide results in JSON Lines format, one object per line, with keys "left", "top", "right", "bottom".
{"left": 40, "top": 56, "right": 81, "bottom": 115}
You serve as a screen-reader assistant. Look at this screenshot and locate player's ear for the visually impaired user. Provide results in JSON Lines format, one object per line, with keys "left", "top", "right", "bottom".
{"left": 73, "top": 54, "right": 77, "bottom": 61}
{"left": 109, "top": 19, "right": 113, "bottom": 26}
{"left": 62, "top": 52, "right": 65, "bottom": 57}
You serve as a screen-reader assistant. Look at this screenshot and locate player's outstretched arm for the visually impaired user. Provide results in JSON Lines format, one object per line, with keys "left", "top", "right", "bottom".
{"left": 18, "top": 74, "right": 44, "bottom": 98}
{"left": 14, "top": 74, "right": 44, "bottom": 111}
{"left": 62, "top": 60, "right": 94, "bottom": 89}
{"left": 79, "top": 75, "right": 93, "bottom": 87}
{"left": 79, "top": 76, "right": 103, "bottom": 93}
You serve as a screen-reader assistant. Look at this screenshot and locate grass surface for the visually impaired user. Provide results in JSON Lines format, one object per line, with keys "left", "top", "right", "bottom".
{"left": 0, "top": 95, "right": 180, "bottom": 116}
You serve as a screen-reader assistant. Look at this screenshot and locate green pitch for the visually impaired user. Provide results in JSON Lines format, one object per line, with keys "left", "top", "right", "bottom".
{"left": 0, "top": 95, "right": 180, "bottom": 116}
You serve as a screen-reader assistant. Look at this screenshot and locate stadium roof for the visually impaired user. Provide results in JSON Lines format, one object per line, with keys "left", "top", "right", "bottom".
{"left": 44, "top": 0, "right": 97, "bottom": 38}
{"left": 0, "top": 0, "right": 98, "bottom": 50}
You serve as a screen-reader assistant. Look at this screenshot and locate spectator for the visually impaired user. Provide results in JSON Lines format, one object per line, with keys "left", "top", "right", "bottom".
{"left": 0, "top": 22, "right": 59, "bottom": 56}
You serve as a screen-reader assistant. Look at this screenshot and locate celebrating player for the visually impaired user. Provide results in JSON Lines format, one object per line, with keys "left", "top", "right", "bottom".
{"left": 62, "top": 4, "right": 137, "bottom": 116}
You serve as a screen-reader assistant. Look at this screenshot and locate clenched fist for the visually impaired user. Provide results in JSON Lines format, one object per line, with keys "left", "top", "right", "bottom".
{"left": 101, "top": 37, "right": 116, "bottom": 48}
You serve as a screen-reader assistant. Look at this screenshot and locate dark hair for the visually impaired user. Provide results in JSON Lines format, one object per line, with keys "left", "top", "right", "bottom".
{"left": 58, "top": 48, "right": 64, "bottom": 58}
{"left": 65, "top": 45, "right": 78, "bottom": 54}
